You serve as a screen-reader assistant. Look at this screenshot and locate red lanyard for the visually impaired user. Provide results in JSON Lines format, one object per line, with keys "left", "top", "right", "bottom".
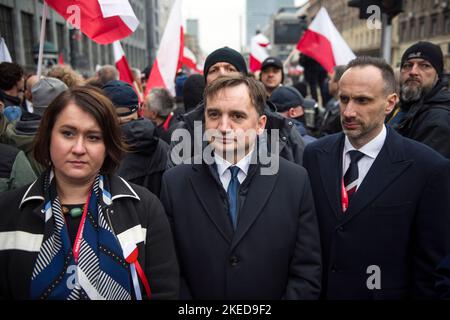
{"left": 72, "top": 190, "right": 92, "bottom": 264}
{"left": 341, "top": 179, "right": 349, "bottom": 213}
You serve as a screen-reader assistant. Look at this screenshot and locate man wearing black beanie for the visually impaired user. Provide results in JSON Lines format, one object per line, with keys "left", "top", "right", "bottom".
{"left": 167, "top": 46, "right": 306, "bottom": 168}
{"left": 392, "top": 41, "right": 450, "bottom": 159}
{"left": 203, "top": 47, "right": 248, "bottom": 84}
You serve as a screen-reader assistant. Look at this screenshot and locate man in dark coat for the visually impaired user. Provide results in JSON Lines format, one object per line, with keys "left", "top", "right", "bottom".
{"left": 394, "top": 41, "right": 450, "bottom": 159}
{"left": 168, "top": 47, "right": 305, "bottom": 168}
{"left": 103, "top": 80, "right": 168, "bottom": 196}
{"left": 161, "top": 75, "right": 321, "bottom": 299}
{"left": 303, "top": 56, "right": 450, "bottom": 299}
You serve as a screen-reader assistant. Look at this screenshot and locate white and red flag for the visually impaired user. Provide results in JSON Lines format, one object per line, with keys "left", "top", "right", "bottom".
{"left": 182, "top": 47, "right": 202, "bottom": 74}
{"left": 113, "top": 41, "right": 134, "bottom": 85}
{"left": 296, "top": 7, "right": 355, "bottom": 73}
{"left": 145, "top": 0, "right": 183, "bottom": 96}
{"left": 249, "top": 33, "right": 270, "bottom": 73}
{"left": 44, "top": 0, "right": 139, "bottom": 44}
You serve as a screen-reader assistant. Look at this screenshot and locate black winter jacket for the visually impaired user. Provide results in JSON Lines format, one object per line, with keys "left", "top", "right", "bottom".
{"left": 118, "top": 118, "right": 169, "bottom": 196}
{"left": 0, "top": 174, "right": 179, "bottom": 299}
{"left": 395, "top": 79, "right": 450, "bottom": 159}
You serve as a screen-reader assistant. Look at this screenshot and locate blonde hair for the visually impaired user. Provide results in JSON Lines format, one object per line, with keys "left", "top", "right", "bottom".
{"left": 47, "top": 64, "right": 85, "bottom": 88}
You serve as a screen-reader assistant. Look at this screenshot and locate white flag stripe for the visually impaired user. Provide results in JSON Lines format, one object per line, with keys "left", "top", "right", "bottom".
{"left": 0, "top": 231, "right": 43, "bottom": 252}
{"left": 98, "top": 0, "right": 139, "bottom": 32}
{"left": 308, "top": 7, "right": 355, "bottom": 65}
{"left": 154, "top": 0, "right": 182, "bottom": 95}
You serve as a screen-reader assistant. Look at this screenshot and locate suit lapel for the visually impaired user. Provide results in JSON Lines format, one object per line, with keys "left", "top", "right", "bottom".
{"left": 231, "top": 164, "right": 278, "bottom": 251}
{"left": 342, "top": 128, "right": 413, "bottom": 223}
{"left": 189, "top": 165, "right": 234, "bottom": 244}
{"left": 317, "top": 134, "right": 345, "bottom": 219}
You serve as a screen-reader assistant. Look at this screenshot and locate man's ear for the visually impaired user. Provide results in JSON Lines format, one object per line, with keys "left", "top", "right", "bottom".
{"left": 385, "top": 93, "right": 398, "bottom": 114}
{"left": 257, "top": 115, "right": 267, "bottom": 134}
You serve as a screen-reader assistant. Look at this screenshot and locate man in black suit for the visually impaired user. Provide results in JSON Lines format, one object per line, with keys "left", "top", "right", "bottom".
{"left": 303, "top": 56, "right": 450, "bottom": 299}
{"left": 160, "top": 74, "right": 322, "bottom": 299}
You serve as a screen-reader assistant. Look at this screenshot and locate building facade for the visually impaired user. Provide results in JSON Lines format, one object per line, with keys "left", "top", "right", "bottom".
{"left": 246, "top": 0, "right": 294, "bottom": 47}
{"left": 0, "top": 0, "right": 151, "bottom": 74}
{"left": 307, "top": 0, "right": 450, "bottom": 70}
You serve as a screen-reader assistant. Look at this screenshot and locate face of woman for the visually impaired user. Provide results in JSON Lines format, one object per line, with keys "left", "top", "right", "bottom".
{"left": 50, "top": 103, "right": 106, "bottom": 185}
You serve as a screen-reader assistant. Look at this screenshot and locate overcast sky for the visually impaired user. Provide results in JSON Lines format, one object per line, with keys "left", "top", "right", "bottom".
{"left": 182, "top": 0, "right": 307, "bottom": 55}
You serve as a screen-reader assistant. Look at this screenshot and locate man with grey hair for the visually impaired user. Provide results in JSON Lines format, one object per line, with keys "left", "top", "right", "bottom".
{"left": 144, "top": 87, "right": 178, "bottom": 144}
{"left": 96, "top": 65, "right": 119, "bottom": 86}
{"left": 393, "top": 41, "right": 450, "bottom": 158}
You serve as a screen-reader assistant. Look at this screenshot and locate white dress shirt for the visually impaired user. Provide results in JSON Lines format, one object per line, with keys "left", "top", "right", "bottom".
{"left": 342, "top": 125, "right": 387, "bottom": 191}
{"left": 214, "top": 149, "right": 254, "bottom": 191}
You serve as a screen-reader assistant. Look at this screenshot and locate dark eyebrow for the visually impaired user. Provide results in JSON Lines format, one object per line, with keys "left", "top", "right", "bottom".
{"left": 59, "top": 125, "right": 102, "bottom": 135}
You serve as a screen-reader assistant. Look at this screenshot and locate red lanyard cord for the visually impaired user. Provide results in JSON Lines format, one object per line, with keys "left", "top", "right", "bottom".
{"left": 72, "top": 190, "right": 92, "bottom": 264}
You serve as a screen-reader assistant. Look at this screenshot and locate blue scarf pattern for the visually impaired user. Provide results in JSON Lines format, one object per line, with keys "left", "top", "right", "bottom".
{"left": 30, "top": 170, "right": 132, "bottom": 300}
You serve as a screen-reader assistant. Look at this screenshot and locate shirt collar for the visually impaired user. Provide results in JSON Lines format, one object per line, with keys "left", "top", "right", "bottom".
{"left": 344, "top": 125, "right": 387, "bottom": 159}
{"left": 214, "top": 148, "right": 254, "bottom": 177}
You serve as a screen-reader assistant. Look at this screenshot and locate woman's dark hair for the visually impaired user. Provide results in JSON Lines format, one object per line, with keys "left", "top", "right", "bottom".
{"left": 33, "top": 86, "right": 126, "bottom": 174}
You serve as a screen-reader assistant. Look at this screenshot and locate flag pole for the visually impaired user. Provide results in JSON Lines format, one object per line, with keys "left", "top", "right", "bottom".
{"left": 283, "top": 46, "right": 298, "bottom": 68}
{"left": 37, "top": 2, "right": 49, "bottom": 78}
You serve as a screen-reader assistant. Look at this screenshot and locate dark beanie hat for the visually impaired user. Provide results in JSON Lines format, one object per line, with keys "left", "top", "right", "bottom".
{"left": 401, "top": 41, "right": 443, "bottom": 77}
{"left": 203, "top": 47, "right": 248, "bottom": 79}
{"left": 183, "top": 74, "right": 205, "bottom": 113}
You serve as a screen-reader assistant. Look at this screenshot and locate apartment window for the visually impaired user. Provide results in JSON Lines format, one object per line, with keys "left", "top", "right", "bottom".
{"left": 430, "top": 14, "right": 438, "bottom": 36}
{"left": 92, "top": 43, "right": 98, "bottom": 68}
{"left": 0, "top": 5, "right": 15, "bottom": 60}
{"left": 419, "top": 17, "right": 425, "bottom": 38}
{"left": 400, "top": 21, "right": 407, "bottom": 42}
{"left": 22, "top": 12, "right": 35, "bottom": 68}
{"left": 100, "top": 44, "right": 106, "bottom": 65}
{"left": 444, "top": 12, "right": 450, "bottom": 34}
{"left": 40, "top": 18, "right": 53, "bottom": 43}
{"left": 56, "top": 23, "right": 65, "bottom": 52}
{"left": 410, "top": 19, "right": 416, "bottom": 40}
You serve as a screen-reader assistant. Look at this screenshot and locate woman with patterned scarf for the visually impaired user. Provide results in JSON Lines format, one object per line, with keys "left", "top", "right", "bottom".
{"left": 0, "top": 86, "right": 179, "bottom": 300}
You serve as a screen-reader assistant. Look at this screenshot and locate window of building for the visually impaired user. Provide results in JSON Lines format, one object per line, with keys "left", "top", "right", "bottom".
{"left": 100, "top": 44, "right": 106, "bottom": 65}
{"left": 430, "top": 14, "right": 438, "bottom": 36}
{"left": 92, "top": 43, "right": 98, "bottom": 68}
{"left": 0, "top": 4, "right": 15, "bottom": 60}
{"left": 400, "top": 21, "right": 407, "bottom": 42}
{"left": 419, "top": 17, "right": 425, "bottom": 38}
{"left": 444, "top": 11, "right": 450, "bottom": 34}
{"left": 56, "top": 23, "right": 65, "bottom": 53}
{"left": 410, "top": 19, "right": 416, "bottom": 40}
{"left": 22, "top": 12, "right": 35, "bottom": 68}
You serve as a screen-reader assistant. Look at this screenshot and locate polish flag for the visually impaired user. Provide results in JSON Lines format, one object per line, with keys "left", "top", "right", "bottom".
{"left": 113, "top": 41, "right": 134, "bottom": 85}
{"left": 44, "top": 0, "right": 139, "bottom": 44}
{"left": 182, "top": 47, "right": 202, "bottom": 74}
{"left": 296, "top": 7, "right": 355, "bottom": 73}
{"left": 249, "top": 33, "right": 270, "bottom": 72}
{"left": 145, "top": 0, "right": 183, "bottom": 96}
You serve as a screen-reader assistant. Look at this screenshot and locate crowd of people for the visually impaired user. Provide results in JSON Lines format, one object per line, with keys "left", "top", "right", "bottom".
{"left": 0, "top": 40, "right": 450, "bottom": 300}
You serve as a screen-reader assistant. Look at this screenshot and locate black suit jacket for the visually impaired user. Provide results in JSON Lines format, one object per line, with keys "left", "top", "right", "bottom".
{"left": 303, "top": 127, "right": 450, "bottom": 299}
{"left": 160, "top": 157, "right": 322, "bottom": 299}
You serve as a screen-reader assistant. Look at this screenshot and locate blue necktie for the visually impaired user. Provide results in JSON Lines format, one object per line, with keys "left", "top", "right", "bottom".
{"left": 227, "top": 166, "right": 240, "bottom": 229}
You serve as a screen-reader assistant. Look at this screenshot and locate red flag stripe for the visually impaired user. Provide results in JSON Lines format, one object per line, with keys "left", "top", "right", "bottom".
{"left": 45, "top": 0, "right": 138, "bottom": 44}
{"left": 297, "top": 29, "right": 335, "bottom": 74}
